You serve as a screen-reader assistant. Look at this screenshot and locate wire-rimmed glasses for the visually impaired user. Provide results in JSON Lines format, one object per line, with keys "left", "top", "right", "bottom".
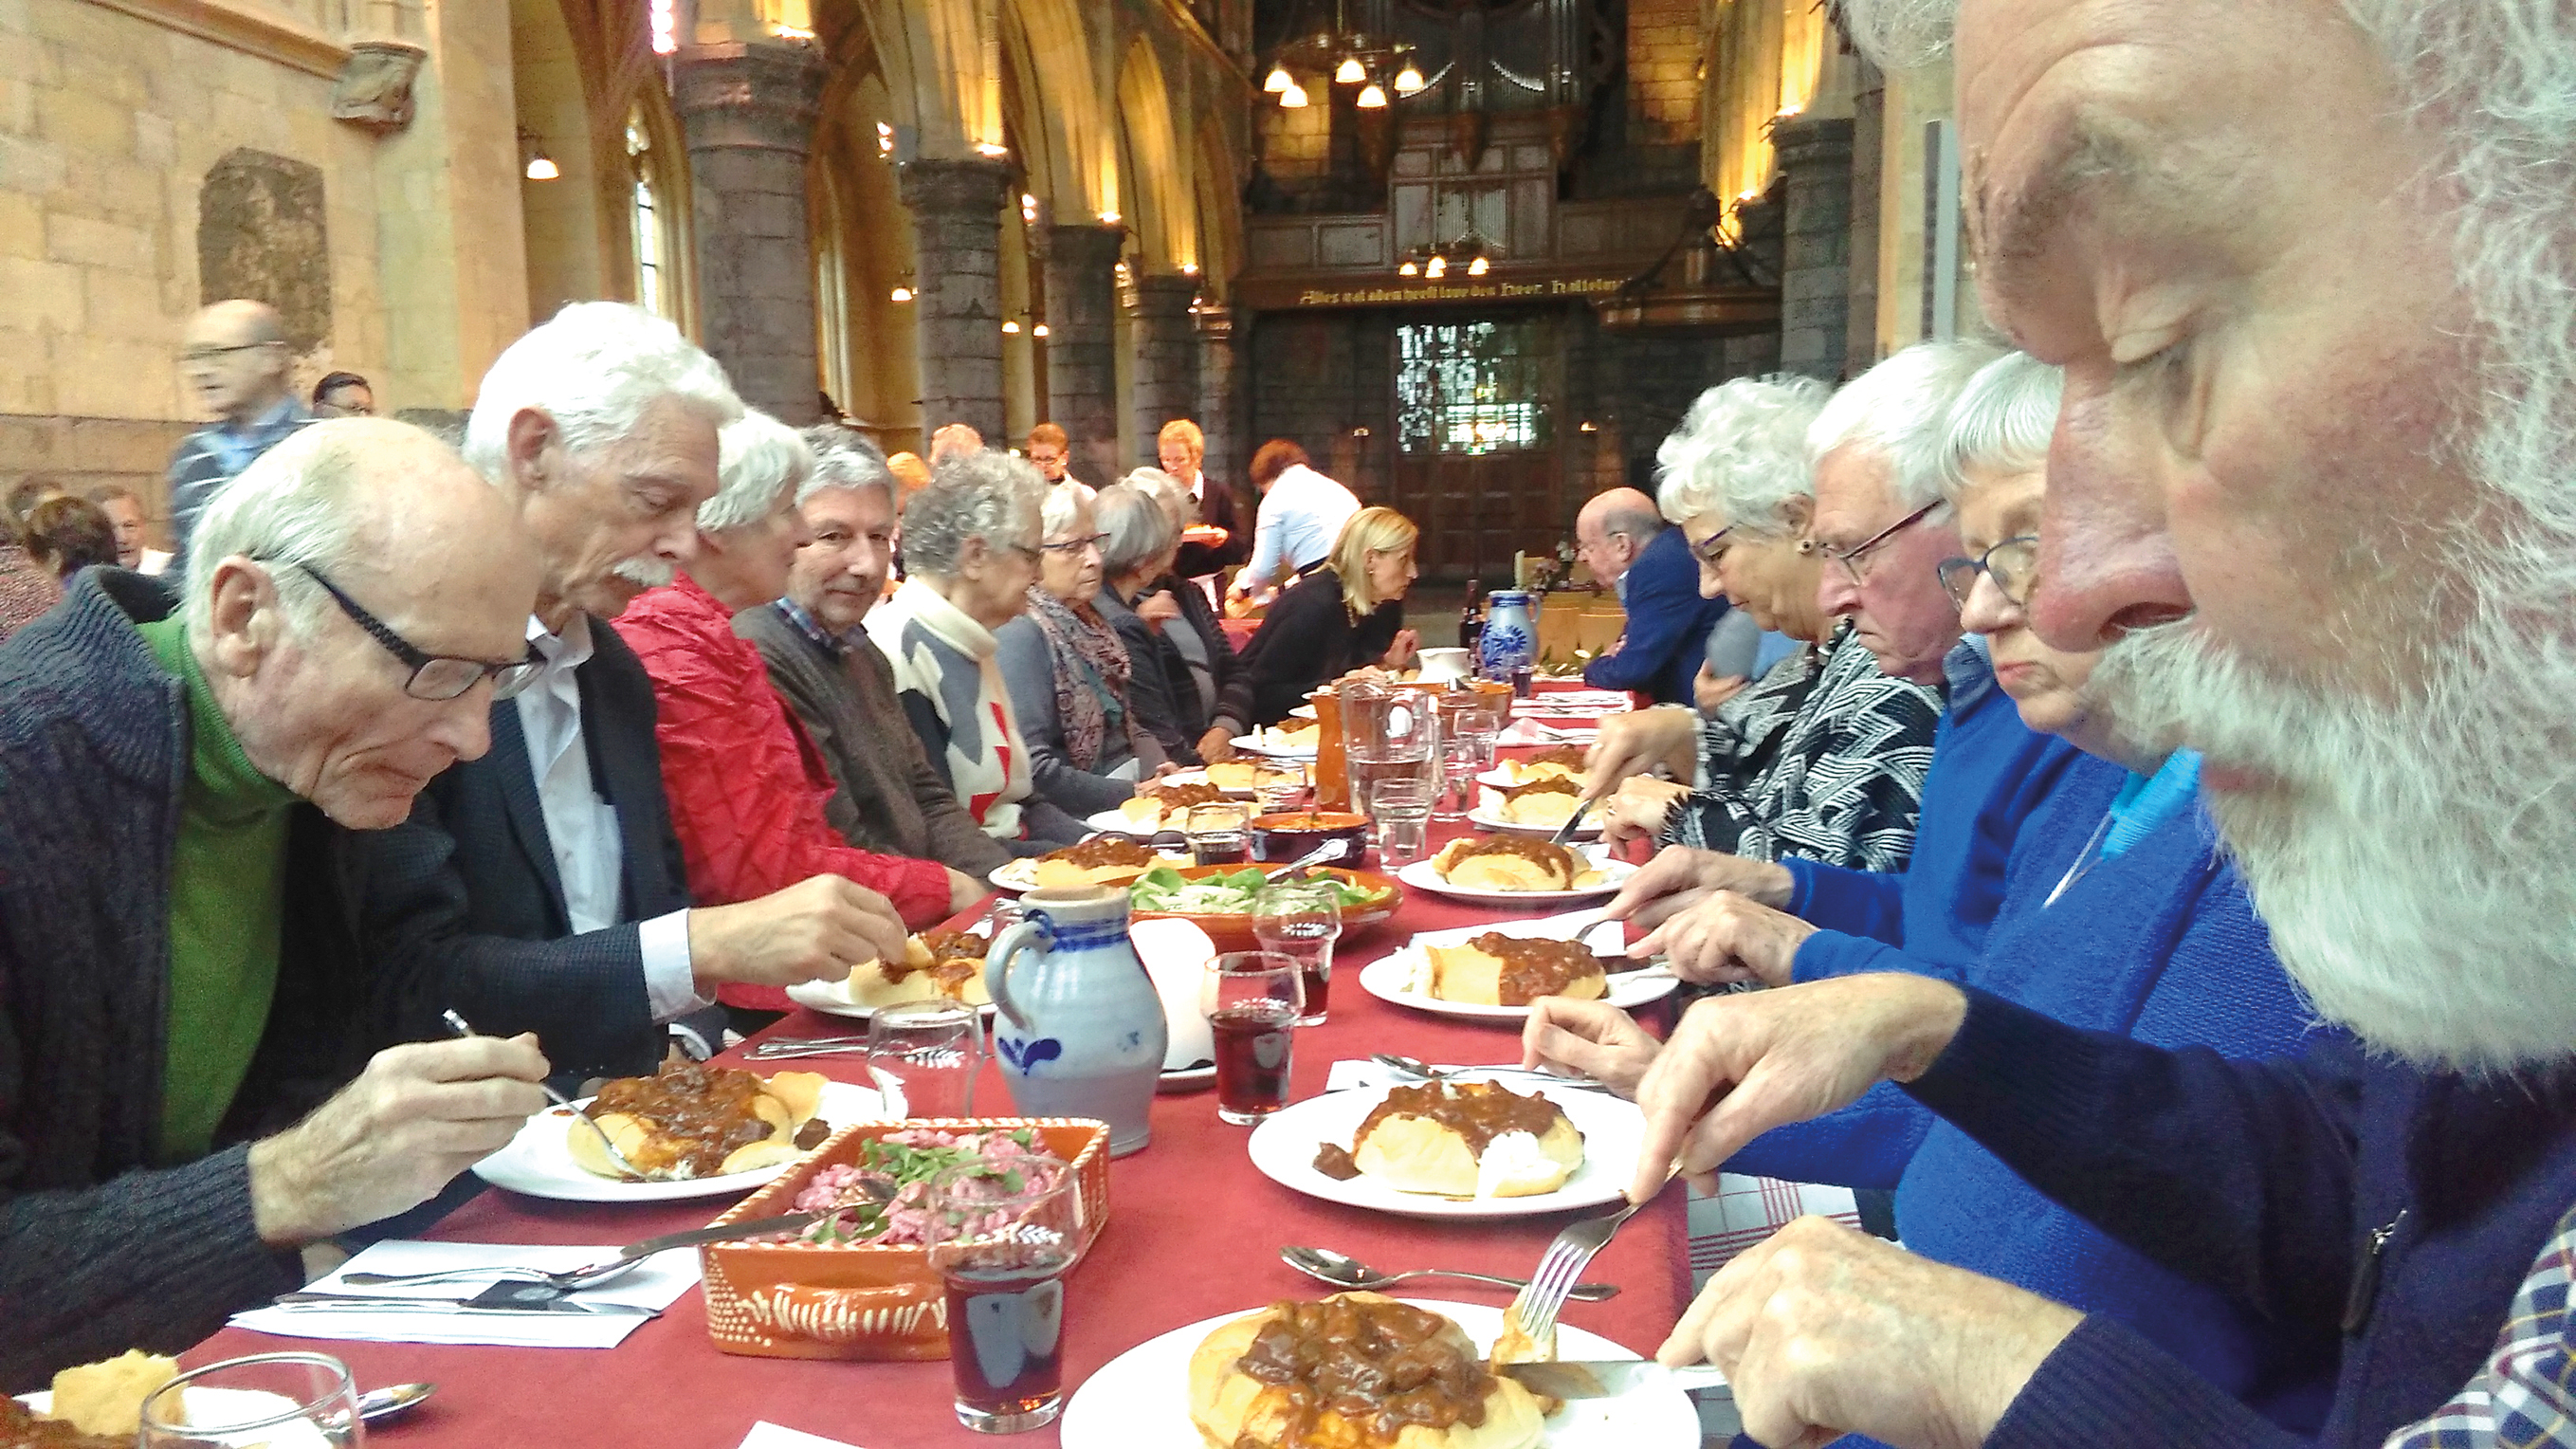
{"left": 1934, "top": 534, "right": 2041, "bottom": 609}
{"left": 1816, "top": 501, "right": 1946, "bottom": 586}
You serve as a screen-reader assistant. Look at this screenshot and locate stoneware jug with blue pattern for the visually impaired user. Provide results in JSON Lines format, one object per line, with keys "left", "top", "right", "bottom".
{"left": 1477, "top": 589, "right": 1537, "bottom": 679}
{"left": 982, "top": 885, "right": 1167, "bottom": 1156}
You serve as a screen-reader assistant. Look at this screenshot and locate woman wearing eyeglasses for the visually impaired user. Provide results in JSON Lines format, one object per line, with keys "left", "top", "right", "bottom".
{"left": 996, "top": 482, "right": 1169, "bottom": 819}
{"left": 1589, "top": 376, "right": 1944, "bottom": 872}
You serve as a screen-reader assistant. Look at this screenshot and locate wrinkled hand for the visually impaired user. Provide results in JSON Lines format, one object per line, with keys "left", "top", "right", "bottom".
{"left": 1631, "top": 890, "right": 1816, "bottom": 987}
{"left": 946, "top": 867, "right": 990, "bottom": 917}
{"left": 1599, "top": 776, "right": 1691, "bottom": 845}
{"left": 1694, "top": 664, "right": 1749, "bottom": 715}
{"left": 1581, "top": 707, "right": 1699, "bottom": 804}
{"left": 1521, "top": 997, "right": 1660, "bottom": 1097}
{"left": 1630, "top": 975, "right": 1966, "bottom": 1201}
{"left": 248, "top": 1036, "right": 552, "bottom": 1245}
{"left": 1138, "top": 590, "right": 1184, "bottom": 630}
{"left": 1384, "top": 628, "right": 1420, "bottom": 670}
{"left": 1604, "top": 844, "right": 1795, "bottom": 930}
{"left": 688, "top": 874, "right": 911, "bottom": 989}
{"left": 1667, "top": 1216, "right": 2080, "bottom": 1449}
{"left": 1197, "top": 726, "right": 1236, "bottom": 762}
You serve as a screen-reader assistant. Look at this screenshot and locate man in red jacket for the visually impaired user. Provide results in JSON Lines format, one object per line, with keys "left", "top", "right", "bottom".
{"left": 620, "top": 408, "right": 986, "bottom": 1012}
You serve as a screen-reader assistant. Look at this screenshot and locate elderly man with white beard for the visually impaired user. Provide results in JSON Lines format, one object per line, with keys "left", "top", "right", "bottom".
{"left": 1610, "top": 4, "right": 2576, "bottom": 1449}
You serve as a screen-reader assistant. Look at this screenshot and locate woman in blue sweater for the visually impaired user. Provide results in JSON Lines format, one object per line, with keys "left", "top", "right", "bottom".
{"left": 1531, "top": 352, "right": 2337, "bottom": 1435}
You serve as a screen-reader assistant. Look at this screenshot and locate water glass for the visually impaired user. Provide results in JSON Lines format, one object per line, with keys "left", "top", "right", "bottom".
{"left": 1185, "top": 803, "right": 1251, "bottom": 866}
{"left": 869, "top": 1000, "right": 984, "bottom": 1119}
{"left": 1201, "top": 951, "right": 1303, "bottom": 1124}
{"left": 140, "top": 1352, "right": 363, "bottom": 1447}
{"left": 925, "top": 1158, "right": 1084, "bottom": 1433}
{"left": 1253, "top": 762, "right": 1309, "bottom": 816}
{"left": 1252, "top": 880, "right": 1343, "bottom": 1024}
{"left": 1368, "top": 777, "right": 1434, "bottom": 867}
{"left": 1434, "top": 739, "right": 1483, "bottom": 821}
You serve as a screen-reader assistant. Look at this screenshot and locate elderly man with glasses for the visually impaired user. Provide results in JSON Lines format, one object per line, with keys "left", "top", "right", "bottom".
{"left": 164, "top": 300, "right": 314, "bottom": 581}
{"left": 0, "top": 419, "right": 561, "bottom": 1386}
{"left": 1602, "top": 339, "right": 2088, "bottom": 997}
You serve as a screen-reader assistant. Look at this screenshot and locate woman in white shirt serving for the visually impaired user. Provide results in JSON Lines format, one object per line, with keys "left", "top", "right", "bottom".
{"left": 1225, "top": 439, "right": 1361, "bottom": 610}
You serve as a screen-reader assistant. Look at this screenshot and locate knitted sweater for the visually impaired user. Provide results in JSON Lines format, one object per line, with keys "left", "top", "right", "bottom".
{"left": 1729, "top": 753, "right": 2338, "bottom": 1432}
{"left": 0, "top": 571, "right": 373, "bottom": 1388}
{"left": 865, "top": 578, "right": 1049, "bottom": 842}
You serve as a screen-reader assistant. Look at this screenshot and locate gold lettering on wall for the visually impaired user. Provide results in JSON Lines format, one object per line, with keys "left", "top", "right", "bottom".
{"left": 1288, "top": 277, "right": 1624, "bottom": 308}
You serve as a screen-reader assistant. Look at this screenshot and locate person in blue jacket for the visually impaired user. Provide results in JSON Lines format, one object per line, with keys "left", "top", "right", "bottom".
{"left": 1577, "top": 486, "right": 1726, "bottom": 706}
{"left": 1532, "top": 351, "right": 2338, "bottom": 1435}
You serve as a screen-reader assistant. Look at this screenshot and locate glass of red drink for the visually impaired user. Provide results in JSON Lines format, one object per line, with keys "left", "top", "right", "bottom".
{"left": 1201, "top": 950, "right": 1304, "bottom": 1124}
{"left": 924, "top": 1158, "right": 1084, "bottom": 1433}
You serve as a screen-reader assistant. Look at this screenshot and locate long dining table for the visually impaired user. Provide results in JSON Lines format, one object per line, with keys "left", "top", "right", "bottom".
{"left": 185, "top": 705, "right": 1678, "bottom": 1449}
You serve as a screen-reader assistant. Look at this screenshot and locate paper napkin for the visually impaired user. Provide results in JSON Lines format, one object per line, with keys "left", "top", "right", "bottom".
{"left": 227, "top": 1239, "right": 700, "bottom": 1349}
{"left": 738, "top": 1422, "right": 867, "bottom": 1449}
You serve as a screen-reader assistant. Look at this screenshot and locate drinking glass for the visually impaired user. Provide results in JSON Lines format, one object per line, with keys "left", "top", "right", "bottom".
{"left": 140, "top": 1352, "right": 363, "bottom": 1448}
{"left": 868, "top": 999, "right": 984, "bottom": 1119}
{"left": 1434, "top": 738, "right": 1483, "bottom": 822}
{"left": 1253, "top": 761, "right": 1309, "bottom": 816}
{"left": 1201, "top": 951, "right": 1303, "bottom": 1124}
{"left": 1252, "top": 880, "right": 1343, "bottom": 1024}
{"left": 1368, "top": 777, "right": 1434, "bottom": 867}
{"left": 925, "top": 1158, "right": 1085, "bottom": 1433}
{"left": 1184, "top": 803, "right": 1251, "bottom": 866}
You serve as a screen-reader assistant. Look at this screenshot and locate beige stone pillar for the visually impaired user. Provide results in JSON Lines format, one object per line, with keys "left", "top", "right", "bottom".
{"left": 900, "top": 157, "right": 1014, "bottom": 442}
{"left": 1043, "top": 224, "right": 1124, "bottom": 485}
{"left": 674, "top": 41, "right": 827, "bottom": 423}
{"left": 1129, "top": 274, "right": 1198, "bottom": 472}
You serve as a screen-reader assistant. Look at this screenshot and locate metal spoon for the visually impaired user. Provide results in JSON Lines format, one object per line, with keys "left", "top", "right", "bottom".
{"left": 1369, "top": 1054, "right": 1617, "bottom": 1092}
{"left": 1264, "top": 836, "right": 1354, "bottom": 882}
{"left": 1281, "top": 1245, "right": 1618, "bottom": 1301}
{"left": 356, "top": 1383, "right": 437, "bottom": 1423}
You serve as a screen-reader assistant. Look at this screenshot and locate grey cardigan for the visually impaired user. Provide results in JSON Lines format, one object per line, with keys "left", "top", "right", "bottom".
{"left": 736, "top": 601, "right": 1014, "bottom": 875}
{"left": 993, "top": 611, "right": 1165, "bottom": 818}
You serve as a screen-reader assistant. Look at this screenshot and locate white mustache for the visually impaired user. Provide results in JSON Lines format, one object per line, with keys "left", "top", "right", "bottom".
{"left": 613, "top": 557, "right": 676, "bottom": 589}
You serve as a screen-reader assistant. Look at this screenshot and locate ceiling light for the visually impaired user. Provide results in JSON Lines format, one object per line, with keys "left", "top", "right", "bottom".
{"left": 1033, "top": 322, "right": 1050, "bottom": 338}
{"left": 523, "top": 152, "right": 558, "bottom": 181}
{"left": 1398, "top": 258, "right": 1417, "bottom": 276}
{"left": 890, "top": 284, "right": 913, "bottom": 303}
{"left": 1395, "top": 62, "right": 1425, "bottom": 94}
{"left": 1264, "top": 64, "right": 1291, "bottom": 93}
{"left": 1425, "top": 254, "right": 1446, "bottom": 279}
{"left": 1335, "top": 55, "right": 1365, "bottom": 83}
{"left": 1467, "top": 254, "right": 1489, "bottom": 276}
{"left": 1357, "top": 83, "right": 1387, "bottom": 108}
{"left": 1002, "top": 320, "right": 1020, "bottom": 334}
{"left": 1280, "top": 82, "right": 1309, "bottom": 108}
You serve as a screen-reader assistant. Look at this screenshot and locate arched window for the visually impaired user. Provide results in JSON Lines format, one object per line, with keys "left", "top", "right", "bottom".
{"left": 629, "top": 112, "right": 668, "bottom": 319}
{"left": 623, "top": 93, "right": 694, "bottom": 332}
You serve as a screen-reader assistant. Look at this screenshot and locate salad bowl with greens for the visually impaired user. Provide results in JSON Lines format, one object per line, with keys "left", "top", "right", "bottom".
{"left": 1126, "top": 865, "right": 1402, "bottom": 949}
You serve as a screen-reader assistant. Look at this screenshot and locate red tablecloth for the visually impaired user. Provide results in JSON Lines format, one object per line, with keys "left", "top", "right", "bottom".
{"left": 185, "top": 855, "right": 1685, "bottom": 1448}
{"left": 1220, "top": 614, "right": 1259, "bottom": 649}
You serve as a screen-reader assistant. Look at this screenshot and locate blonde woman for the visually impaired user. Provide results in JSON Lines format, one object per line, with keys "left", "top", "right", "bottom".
{"left": 1233, "top": 505, "right": 1421, "bottom": 725}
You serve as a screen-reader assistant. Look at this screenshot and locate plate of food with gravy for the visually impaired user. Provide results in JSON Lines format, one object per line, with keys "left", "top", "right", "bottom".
{"left": 1360, "top": 916, "right": 1677, "bottom": 1020}
{"left": 1395, "top": 837, "right": 1633, "bottom": 905}
{"left": 1245, "top": 1073, "right": 1645, "bottom": 1219}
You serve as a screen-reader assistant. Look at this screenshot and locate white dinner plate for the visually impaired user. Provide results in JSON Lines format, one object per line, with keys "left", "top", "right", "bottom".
{"left": 1246, "top": 1080, "right": 1645, "bottom": 1219}
{"left": 1361, "top": 952, "right": 1679, "bottom": 1021}
{"left": 1518, "top": 688, "right": 1635, "bottom": 710}
{"left": 1288, "top": 703, "right": 1318, "bottom": 720}
{"left": 1230, "top": 731, "right": 1320, "bottom": 759}
{"left": 1396, "top": 854, "right": 1633, "bottom": 905}
{"left": 18, "top": 1388, "right": 335, "bottom": 1447}
{"left": 1057, "top": 1298, "right": 1699, "bottom": 1449}
{"left": 785, "top": 976, "right": 999, "bottom": 1023}
{"left": 1468, "top": 804, "right": 1603, "bottom": 840}
{"left": 471, "top": 1079, "right": 897, "bottom": 1202}
{"left": 989, "top": 853, "right": 1188, "bottom": 892}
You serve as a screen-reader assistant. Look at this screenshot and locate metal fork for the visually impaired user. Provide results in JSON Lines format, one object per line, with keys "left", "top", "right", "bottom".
{"left": 744, "top": 1035, "right": 874, "bottom": 1059}
{"left": 1507, "top": 1165, "right": 1680, "bottom": 1348}
{"left": 442, "top": 1009, "right": 647, "bottom": 1182}
{"left": 1369, "top": 1054, "right": 1618, "bottom": 1093}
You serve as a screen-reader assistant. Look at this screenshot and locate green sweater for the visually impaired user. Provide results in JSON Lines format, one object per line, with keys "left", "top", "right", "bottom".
{"left": 137, "top": 617, "right": 296, "bottom": 1163}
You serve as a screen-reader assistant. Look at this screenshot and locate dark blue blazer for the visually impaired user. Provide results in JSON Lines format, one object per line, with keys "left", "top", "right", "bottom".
{"left": 1582, "top": 524, "right": 1726, "bottom": 704}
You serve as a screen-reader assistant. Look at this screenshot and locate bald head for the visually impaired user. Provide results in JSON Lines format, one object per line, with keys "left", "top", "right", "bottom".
{"left": 190, "top": 418, "right": 541, "bottom": 828}
{"left": 1576, "top": 487, "right": 1666, "bottom": 585}
{"left": 181, "top": 299, "right": 294, "bottom": 425}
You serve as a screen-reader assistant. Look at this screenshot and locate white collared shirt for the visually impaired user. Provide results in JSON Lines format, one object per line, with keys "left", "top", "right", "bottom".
{"left": 514, "top": 614, "right": 705, "bottom": 1022}
{"left": 1242, "top": 463, "right": 1360, "bottom": 590}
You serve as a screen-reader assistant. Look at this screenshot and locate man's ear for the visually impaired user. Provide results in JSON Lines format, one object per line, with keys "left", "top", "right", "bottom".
{"left": 504, "top": 407, "right": 558, "bottom": 491}
{"left": 201, "top": 557, "right": 281, "bottom": 680}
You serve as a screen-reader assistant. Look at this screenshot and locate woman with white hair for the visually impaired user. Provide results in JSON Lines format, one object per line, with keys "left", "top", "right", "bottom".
{"left": 867, "top": 450, "right": 1088, "bottom": 847}
{"left": 1125, "top": 467, "right": 1255, "bottom": 760}
{"left": 1590, "top": 376, "right": 1944, "bottom": 874}
{"left": 618, "top": 409, "right": 985, "bottom": 1016}
{"left": 1091, "top": 480, "right": 1205, "bottom": 765}
{"left": 996, "top": 482, "right": 1167, "bottom": 816}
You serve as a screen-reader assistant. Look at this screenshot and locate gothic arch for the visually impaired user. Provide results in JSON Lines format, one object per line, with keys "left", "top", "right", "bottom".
{"left": 1115, "top": 31, "right": 1194, "bottom": 273}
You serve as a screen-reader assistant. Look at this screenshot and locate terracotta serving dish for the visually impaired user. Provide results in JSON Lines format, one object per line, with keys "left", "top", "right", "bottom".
{"left": 1247, "top": 809, "right": 1369, "bottom": 866}
{"left": 1126, "top": 862, "right": 1402, "bottom": 952}
{"left": 699, "top": 1117, "right": 1110, "bottom": 1361}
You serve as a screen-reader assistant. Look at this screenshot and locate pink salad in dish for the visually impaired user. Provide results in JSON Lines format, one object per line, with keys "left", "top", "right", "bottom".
{"left": 790, "top": 1128, "right": 1067, "bottom": 1246}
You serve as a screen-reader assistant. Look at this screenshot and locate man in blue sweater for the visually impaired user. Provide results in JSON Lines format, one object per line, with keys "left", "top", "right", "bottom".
{"left": 1614, "top": 3, "right": 2576, "bottom": 1448}
{"left": 1578, "top": 486, "right": 1726, "bottom": 705}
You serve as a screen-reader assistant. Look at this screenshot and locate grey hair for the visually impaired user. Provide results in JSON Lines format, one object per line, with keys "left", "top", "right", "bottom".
{"left": 1096, "top": 482, "right": 1178, "bottom": 577}
{"left": 799, "top": 424, "right": 894, "bottom": 507}
{"left": 180, "top": 426, "right": 369, "bottom": 641}
{"left": 1938, "top": 352, "right": 2065, "bottom": 504}
{"left": 901, "top": 449, "right": 1045, "bottom": 578}
{"left": 1039, "top": 479, "right": 1096, "bottom": 540}
{"left": 1656, "top": 375, "right": 1832, "bottom": 539}
{"left": 461, "top": 302, "right": 742, "bottom": 483}
{"left": 1808, "top": 339, "right": 2007, "bottom": 510}
{"left": 702, "top": 408, "right": 812, "bottom": 532}
{"left": 1836, "top": 0, "right": 1957, "bottom": 70}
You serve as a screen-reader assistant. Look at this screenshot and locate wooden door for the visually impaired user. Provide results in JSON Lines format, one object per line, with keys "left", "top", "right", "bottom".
{"left": 1387, "top": 314, "right": 1567, "bottom": 585}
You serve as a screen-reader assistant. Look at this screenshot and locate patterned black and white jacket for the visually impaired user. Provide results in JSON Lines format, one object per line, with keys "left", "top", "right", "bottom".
{"left": 1664, "top": 618, "right": 1940, "bottom": 871}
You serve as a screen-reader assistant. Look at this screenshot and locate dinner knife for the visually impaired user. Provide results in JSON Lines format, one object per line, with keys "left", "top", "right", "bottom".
{"left": 1497, "top": 1359, "right": 1730, "bottom": 1399}
{"left": 270, "top": 1292, "right": 661, "bottom": 1317}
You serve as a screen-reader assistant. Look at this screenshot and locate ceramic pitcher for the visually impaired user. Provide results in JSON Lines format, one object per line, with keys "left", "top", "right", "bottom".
{"left": 1478, "top": 590, "right": 1537, "bottom": 679}
{"left": 982, "top": 885, "right": 1167, "bottom": 1156}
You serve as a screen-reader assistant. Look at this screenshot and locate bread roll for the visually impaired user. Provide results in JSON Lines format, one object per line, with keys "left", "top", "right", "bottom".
{"left": 1187, "top": 1293, "right": 1544, "bottom": 1449}
{"left": 843, "top": 934, "right": 995, "bottom": 1007}
{"left": 1420, "top": 934, "right": 1608, "bottom": 1007}
{"left": 566, "top": 1061, "right": 832, "bottom": 1181}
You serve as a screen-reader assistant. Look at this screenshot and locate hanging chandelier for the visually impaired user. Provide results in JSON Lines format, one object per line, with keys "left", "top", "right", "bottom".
{"left": 1398, "top": 232, "right": 1498, "bottom": 280}
{"left": 1262, "top": 0, "right": 1426, "bottom": 111}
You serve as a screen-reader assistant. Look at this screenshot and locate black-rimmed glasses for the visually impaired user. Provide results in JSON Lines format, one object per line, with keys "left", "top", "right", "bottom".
{"left": 1935, "top": 535, "right": 2041, "bottom": 609}
{"left": 274, "top": 560, "right": 543, "bottom": 701}
{"left": 1816, "top": 500, "right": 1945, "bottom": 586}
{"left": 1039, "top": 532, "right": 1110, "bottom": 556}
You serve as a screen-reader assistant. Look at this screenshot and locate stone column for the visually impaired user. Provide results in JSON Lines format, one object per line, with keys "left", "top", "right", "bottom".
{"left": 1846, "top": 57, "right": 1887, "bottom": 370}
{"left": 1130, "top": 274, "right": 1200, "bottom": 470}
{"left": 1043, "top": 224, "right": 1124, "bottom": 484}
{"left": 674, "top": 42, "right": 826, "bottom": 423}
{"left": 1194, "top": 304, "right": 1242, "bottom": 490}
{"left": 1771, "top": 115, "right": 1856, "bottom": 383}
{"left": 899, "top": 157, "right": 1013, "bottom": 442}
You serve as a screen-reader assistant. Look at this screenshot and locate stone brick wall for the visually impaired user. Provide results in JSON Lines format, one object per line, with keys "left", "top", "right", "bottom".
{"left": 1244, "top": 310, "right": 1396, "bottom": 502}
{"left": 1627, "top": 0, "right": 1702, "bottom": 146}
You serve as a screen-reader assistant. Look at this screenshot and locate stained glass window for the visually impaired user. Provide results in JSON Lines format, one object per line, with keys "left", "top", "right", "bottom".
{"left": 1396, "top": 321, "right": 1551, "bottom": 455}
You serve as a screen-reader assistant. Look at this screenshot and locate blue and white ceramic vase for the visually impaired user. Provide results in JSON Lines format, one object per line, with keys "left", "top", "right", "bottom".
{"left": 982, "top": 886, "right": 1168, "bottom": 1156}
{"left": 1477, "top": 590, "right": 1537, "bottom": 679}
